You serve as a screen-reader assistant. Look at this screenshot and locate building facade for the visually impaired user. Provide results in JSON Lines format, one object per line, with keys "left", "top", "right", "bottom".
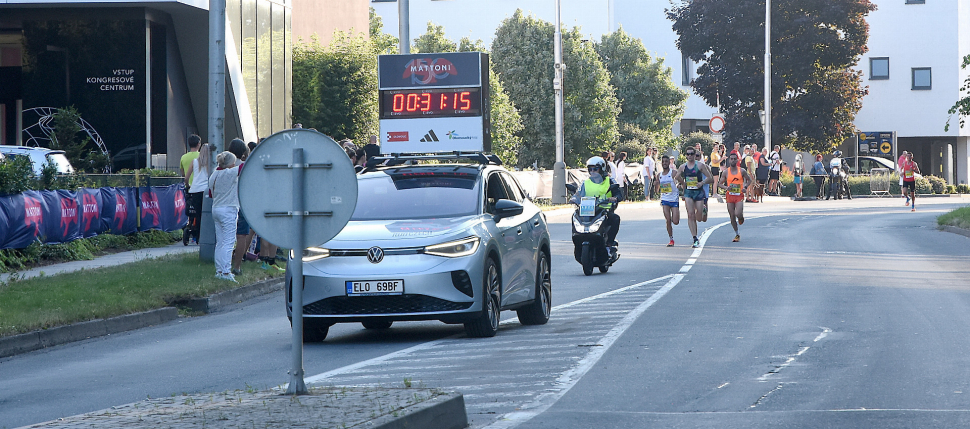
{"left": 372, "top": 0, "right": 970, "bottom": 184}
{"left": 0, "top": 0, "right": 365, "bottom": 171}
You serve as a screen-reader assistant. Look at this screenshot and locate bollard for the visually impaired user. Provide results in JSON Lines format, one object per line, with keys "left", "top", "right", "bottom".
{"left": 199, "top": 195, "right": 216, "bottom": 262}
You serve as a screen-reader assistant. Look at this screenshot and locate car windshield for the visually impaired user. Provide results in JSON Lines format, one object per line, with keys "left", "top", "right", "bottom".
{"left": 351, "top": 170, "right": 480, "bottom": 221}
{"left": 46, "top": 153, "right": 74, "bottom": 174}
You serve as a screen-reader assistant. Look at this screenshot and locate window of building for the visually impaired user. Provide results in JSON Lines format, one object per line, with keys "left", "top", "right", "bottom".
{"left": 371, "top": 0, "right": 396, "bottom": 2}
{"left": 912, "top": 67, "right": 932, "bottom": 90}
{"left": 681, "top": 53, "right": 693, "bottom": 86}
{"left": 870, "top": 57, "right": 889, "bottom": 80}
{"left": 905, "top": 0, "right": 925, "bottom": 4}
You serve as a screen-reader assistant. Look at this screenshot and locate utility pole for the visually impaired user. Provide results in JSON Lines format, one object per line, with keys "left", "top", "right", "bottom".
{"left": 202, "top": 0, "right": 226, "bottom": 262}
{"left": 551, "top": 0, "right": 567, "bottom": 204}
{"left": 398, "top": 0, "right": 410, "bottom": 54}
{"left": 764, "top": 0, "right": 771, "bottom": 151}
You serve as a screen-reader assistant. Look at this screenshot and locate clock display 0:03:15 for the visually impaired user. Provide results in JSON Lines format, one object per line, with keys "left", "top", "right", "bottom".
{"left": 380, "top": 88, "right": 482, "bottom": 119}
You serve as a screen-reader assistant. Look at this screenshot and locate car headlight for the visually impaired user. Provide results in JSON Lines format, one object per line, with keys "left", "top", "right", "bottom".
{"left": 424, "top": 236, "right": 480, "bottom": 258}
{"left": 295, "top": 247, "right": 330, "bottom": 262}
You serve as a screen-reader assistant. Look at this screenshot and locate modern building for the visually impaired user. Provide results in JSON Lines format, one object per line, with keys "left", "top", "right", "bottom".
{"left": 372, "top": 0, "right": 970, "bottom": 185}
{"left": 0, "top": 0, "right": 366, "bottom": 171}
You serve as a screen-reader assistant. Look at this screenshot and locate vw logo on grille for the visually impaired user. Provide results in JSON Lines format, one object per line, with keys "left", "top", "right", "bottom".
{"left": 367, "top": 247, "right": 385, "bottom": 264}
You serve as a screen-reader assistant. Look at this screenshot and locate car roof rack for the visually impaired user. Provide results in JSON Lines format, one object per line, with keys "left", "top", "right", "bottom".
{"left": 362, "top": 151, "right": 502, "bottom": 173}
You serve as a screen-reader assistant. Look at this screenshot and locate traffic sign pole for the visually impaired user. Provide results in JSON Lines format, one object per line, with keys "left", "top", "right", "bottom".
{"left": 286, "top": 147, "right": 308, "bottom": 395}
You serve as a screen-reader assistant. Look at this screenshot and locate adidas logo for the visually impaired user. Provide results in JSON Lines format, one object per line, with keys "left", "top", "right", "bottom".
{"left": 420, "top": 130, "right": 440, "bottom": 142}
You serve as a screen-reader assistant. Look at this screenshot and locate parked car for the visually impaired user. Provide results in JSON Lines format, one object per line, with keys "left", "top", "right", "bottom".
{"left": 845, "top": 156, "right": 923, "bottom": 178}
{"left": 0, "top": 145, "right": 74, "bottom": 175}
{"left": 285, "top": 155, "right": 553, "bottom": 341}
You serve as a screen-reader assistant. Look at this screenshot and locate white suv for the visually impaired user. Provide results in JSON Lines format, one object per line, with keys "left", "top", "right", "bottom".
{"left": 0, "top": 146, "right": 74, "bottom": 175}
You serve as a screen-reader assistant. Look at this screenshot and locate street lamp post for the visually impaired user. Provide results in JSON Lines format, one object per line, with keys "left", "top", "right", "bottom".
{"left": 398, "top": 0, "right": 410, "bottom": 54}
{"left": 764, "top": 0, "right": 771, "bottom": 152}
{"left": 551, "top": 0, "right": 567, "bottom": 204}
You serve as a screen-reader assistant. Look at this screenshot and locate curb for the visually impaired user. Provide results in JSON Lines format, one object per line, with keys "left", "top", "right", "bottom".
{"left": 0, "top": 307, "right": 178, "bottom": 359}
{"left": 371, "top": 392, "right": 468, "bottom": 429}
{"left": 170, "top": 277, "right": 284, "bottom": 313}
{"left": 940, "top": 225, "right": 970, "bottom": 239}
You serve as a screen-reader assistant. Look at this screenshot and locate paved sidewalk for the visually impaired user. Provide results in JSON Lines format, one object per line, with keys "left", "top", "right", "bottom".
{"left": 0, "top": 243, "right": 198, "bottom": 283}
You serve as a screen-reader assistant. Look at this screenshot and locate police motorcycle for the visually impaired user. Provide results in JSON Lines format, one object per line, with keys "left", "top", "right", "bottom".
{"left": 826, "top": 150, "right": 852, "bottom": 200}
{"left": 567, "top": 157, "right": 621, "bottom": 276}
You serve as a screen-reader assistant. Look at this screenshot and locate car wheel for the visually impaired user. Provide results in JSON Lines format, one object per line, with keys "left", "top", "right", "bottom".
{"left": 302, "top": 318, "right": 331, "bottom": 342}
{"left": 517, "top": 252, "right": 551, "bottom": 325}
{"left": 362, "top": 320, "right": 393, "bottom": 330}
{"left": 581, "top": 244, "right": 593, "bottom": 276}
{"left": 465, "top": 258, "right": 500, "bottom": 338}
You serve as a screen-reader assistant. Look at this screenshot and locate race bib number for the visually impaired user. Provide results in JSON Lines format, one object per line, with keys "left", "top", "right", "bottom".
{"left": 579, "top": 197, "right": 596, "bottom": 217}
{"left": 685, "top": 176, "right": 699, "bottom": 190}
{"left": 660, "top": 183, "right": 672, "bottom": 194}
{"left": 728, "top": 184, "right": 741, "bottom": 196}
{"left": 904, "top": 170, "right": 914, "bottom": 179}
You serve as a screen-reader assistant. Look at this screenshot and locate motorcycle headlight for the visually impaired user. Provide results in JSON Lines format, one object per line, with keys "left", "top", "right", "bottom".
{"left": 424, "top": 236, "right": 480, "bottom": 258}
{"left": 572, "top": 215, "right": 584, "bottom": 232}
{"left": 588, "top": 215, "right": 606, "bottom": 233}
{"left": 293, "top": 247, "right": 330, "bottom": 262}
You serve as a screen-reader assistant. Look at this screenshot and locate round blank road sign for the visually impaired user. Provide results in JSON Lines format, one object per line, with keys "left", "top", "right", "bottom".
{"left": 238, "top": 129, "right": 358, "bottom": 249}
{"left": 709, "top": 115, "right": 726, "bottom": 133}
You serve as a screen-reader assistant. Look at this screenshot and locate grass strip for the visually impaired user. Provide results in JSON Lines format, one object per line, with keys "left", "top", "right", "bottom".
{"left": 938, "top": 206, "right": 970, "bottom": 230}
{"left": 0, "top": 252, "right": 284, "bottom": 337}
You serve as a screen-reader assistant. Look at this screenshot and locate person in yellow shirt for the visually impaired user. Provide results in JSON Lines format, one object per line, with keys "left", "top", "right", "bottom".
{"left": 180, "top": 134, "right": 202, "bottom": 185}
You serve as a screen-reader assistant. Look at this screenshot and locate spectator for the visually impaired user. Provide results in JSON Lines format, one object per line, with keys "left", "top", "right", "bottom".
{"left": 710, "top": 144, "right": 723, "bottom": 182}
{"left": 641, "top": 147, "right": 657, "bottom": 200}
{"left": 792, "top": 153, "right": 804, "bottom": 198}
{"left": 180, "top": 134, "right": 201, "bottom": 186}
{"left": 209, "top": 151, "right": 241, "bottom": 282}
{"left": 184, "top": 143, "right": 211, "bottom": 245}
{"left": 810, "top": 154, "right": 826, "bottom": 199}
{"left": 613, "top": 152, "right": 628, "bottom": 200}
{"left": 227, "top": 139, "right": 253, "bottom": 275}
{"left": 293, "top": 123, "right": 303, "bottom": 129}
{"left": 768, "top": 145, "right": 782, "bottom": 195}
{"left": 600, "top": 151, "right": 615, "bottom": 177}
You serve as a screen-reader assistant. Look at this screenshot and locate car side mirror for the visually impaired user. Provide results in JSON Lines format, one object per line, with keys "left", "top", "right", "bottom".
{"left": 493, "top": 199, "right": 523, "bottom": 220}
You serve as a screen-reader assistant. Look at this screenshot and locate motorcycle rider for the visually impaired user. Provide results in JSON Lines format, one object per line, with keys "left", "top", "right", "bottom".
{"left": 826, "top": 150, "right": 851, "bottom": 200}
{"left": 571, "top": 156, "right": 624, "bottom": 255}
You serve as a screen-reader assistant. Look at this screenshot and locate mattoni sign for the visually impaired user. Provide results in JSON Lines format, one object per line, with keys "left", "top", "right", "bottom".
{"left": 378, "top": 52, "right": 491, "bottom": 154}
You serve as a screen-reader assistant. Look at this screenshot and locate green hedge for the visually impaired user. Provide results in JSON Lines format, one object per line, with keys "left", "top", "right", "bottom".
{"left": 0, "top": 157, "right": 180, "bottom": 194}
{"left": 0, "top": 230, "right": 181, "bottom": 274}
{"left": 777, "top": 173, "right": 945, "bottom": 197}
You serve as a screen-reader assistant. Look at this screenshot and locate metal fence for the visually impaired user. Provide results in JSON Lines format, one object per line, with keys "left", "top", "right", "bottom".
{"left": 75, "top": 174, "right": 185, "bottom": 188}
{"left": 869, "top": 168, "right": 891, "bottom": 196}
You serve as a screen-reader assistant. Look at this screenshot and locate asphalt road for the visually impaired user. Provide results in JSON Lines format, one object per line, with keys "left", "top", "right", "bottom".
{"left": 1, "top": 197, "right": 969, "bottom": 428}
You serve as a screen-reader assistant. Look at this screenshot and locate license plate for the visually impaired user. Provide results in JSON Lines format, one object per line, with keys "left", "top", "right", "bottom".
{"left": 346, "top": 280, "right": 404, "bottom": 296}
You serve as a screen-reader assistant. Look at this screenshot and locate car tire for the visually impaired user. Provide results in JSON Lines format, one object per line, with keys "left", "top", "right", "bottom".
{"left": 302, "top": 318, "right": 331, "bottom": 342}
{"left": 465, "top": 258, "right": 500, "bottom": 338}
{"left": 517, "top": 251, "right": 551, "bottom": 325}
{"left": 581, "top": 244, "right": 593, "bottom": 276}
{"left": 362, "top": 320, "right": 393, "bottom": 330}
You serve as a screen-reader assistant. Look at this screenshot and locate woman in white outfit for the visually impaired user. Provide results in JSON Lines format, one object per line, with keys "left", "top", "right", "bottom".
{"left": 208, "top": 151, "right": 241, "bottom": 282}
{"left": 184, "top": 143, "right": 211, "bottom": 244}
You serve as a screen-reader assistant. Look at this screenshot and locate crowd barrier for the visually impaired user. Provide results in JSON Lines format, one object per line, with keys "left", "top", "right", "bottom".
{"left": 0, "top": 184, "right": 187, "bottom": 250}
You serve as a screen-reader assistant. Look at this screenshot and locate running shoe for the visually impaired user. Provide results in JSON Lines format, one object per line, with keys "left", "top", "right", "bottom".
{"left": 905, "top": 198, "right": 910, "bottom": 205}
{"left": 912, "top": 207, "right": 916, "bottom": 212}
{"left": 738, "top": 214, "right": 744, "bottom": 225}
{"left": 667, "top": 239, "right": 675, "bottom": 247}
{"left": 733, "top": 235, "right": 740, "bottom": 242}
{"left": 692, "top": 238, "right": 700, "bottom": 248}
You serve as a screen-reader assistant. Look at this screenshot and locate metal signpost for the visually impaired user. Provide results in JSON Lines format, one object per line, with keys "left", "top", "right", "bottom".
{"left": 238, "top": 129, "right": 358, "bottom": 395}
{"left": 377, "top": 52, "right": 491, "bottom": 154}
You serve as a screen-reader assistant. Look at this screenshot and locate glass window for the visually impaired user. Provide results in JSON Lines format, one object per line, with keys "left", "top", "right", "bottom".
{"left": 257, "top": 0, "right": 273, "bottom": 138}
{"left": 351, "top": 173, "right": 480, "bottom": 220}
{"left": 870, "top": 57, "right": 889, "bottom": 80}
{"left": 284, "top": 8, "right": 292, "bottom": 129}
{"left": 501, "top": 172, "right": 525, "bottom": 202}
{"left": 681, "top": 53, "right": 693, "bottom": 86}
{"left": 912, "top": 67, "right": 931, "bottom": 90}
{"left": 242, "top": 0, "right": 258, "bottom": 120}
{"left": 227, "top": 0, "right": 242, "bottom": 63}
{"left": 906, "top": 0, "right": 925, "bottom": 4}
{"left": 272, "top": 3, "right": 285, "bottom": 133}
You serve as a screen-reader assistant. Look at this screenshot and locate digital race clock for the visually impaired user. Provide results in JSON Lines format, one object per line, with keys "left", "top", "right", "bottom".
{"left": 380, "top": 88, "right": 482, "bottom": 119}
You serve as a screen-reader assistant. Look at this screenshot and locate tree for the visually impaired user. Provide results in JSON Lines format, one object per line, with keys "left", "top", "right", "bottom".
{"left": 595, "top": 28, "right": 687, "bottom": 138}
{"left": 292, "top": 31, "right": 378, "bottom": 145}
{"left": 668, "top": 0, "right": 876, "bottom": 154}
{"left": 369, "top": 7, "right": 398, "bottom": 54}
{"left": 49, "top": 106, "right": 109, "bottom": 173}
{"left": 946, "top": 54, "right": 970, "bottom": 132}
{"left": 492, "top": 10, "right": 620, "bottom": 168}
{"left": 411, "top": 23, "right": 523, "bottom": 166}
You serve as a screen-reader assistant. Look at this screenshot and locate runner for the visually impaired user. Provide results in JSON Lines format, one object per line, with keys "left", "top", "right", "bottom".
{"left": 678, "top": 148, "right": 715, "bottom": 248}
{"left": 718, "top": 152, "right": 751, "bottom": 242}
{"left": 901, "top": 152, "right": 920, "bottom": 211}
{"left": 654, "top": 155, "right": 684, "bottom": 247}
{"left": 897, "top": 150, "right": 910, "bottom": 206}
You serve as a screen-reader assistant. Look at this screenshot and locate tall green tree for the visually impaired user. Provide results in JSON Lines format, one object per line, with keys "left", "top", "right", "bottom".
{"left": 668, "top": 0, "right": 875, "bottom": 153}
{"left": 369, "top": 7, "right": 398, "bottom": 54}
{"left": 946, "top": 54, "right": 970, "bottom": 132}
{"left": 411, "top": 23, "right": 523, "bottom": 166}
{"left": 292, "top": 31, "right": 378, "bottom": 144}
{"left": 492, "top": 10, "right": 620, "bottom": 168}
{"left": 595, "top": 28, "right": 687, "bottom": 138}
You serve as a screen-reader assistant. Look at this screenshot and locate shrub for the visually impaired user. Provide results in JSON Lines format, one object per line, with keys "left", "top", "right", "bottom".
{"left": 958, "top": 184, "right": 970, "bottom": 194}
{"left": 925, "top": 175, "right": 948, "bottom": 194}
{"left": 0, "top": 156, "right": 35, "bottom": 195}
{"left": 0, "top": 230, "right": 180, "bottom": 273}
{"left": 947, "top": 185, "right": 957, "bottom": 195}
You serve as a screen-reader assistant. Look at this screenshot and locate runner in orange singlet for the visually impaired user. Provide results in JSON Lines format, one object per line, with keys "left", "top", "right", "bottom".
{"left": 718, "top": 153, "right": 751, "bottom": 242}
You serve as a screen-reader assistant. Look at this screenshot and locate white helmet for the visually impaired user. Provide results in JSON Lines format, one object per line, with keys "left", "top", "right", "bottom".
{"left": 586, "top": 156, "right": 606, "bottom": 172}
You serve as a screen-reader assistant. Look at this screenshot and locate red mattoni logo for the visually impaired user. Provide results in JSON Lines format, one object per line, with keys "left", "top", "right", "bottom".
{"left": 387, "top": 131, "right": 409, "bottom": 142}
{"left": 82, "top": 193, "right": 100, "bottom": 232}
{"left": 402, "top": 58, "right": 457, "bottom": 85}
{"left": 59, "top": 196, "right": 78, "bottom": 234}
{"left": 114, "top": 193, "right": 128, "bottom": 231}
{"left": 174, "top": 189, "right": 186, "bottom": 222}
{"left": 24, "top": 196, "right": 42, "bottom": 236}
{"left": 141, "top": 191, "right": 161, "bottom": 227}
